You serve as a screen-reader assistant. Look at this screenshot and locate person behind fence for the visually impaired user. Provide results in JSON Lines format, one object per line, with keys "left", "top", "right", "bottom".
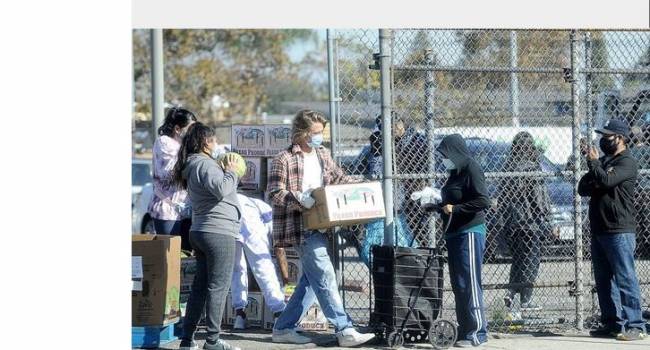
{"left": 436, "top": 134, "right": 490, "bottom": 348}
{"left": 149, "top": 106, "right": 197, "bottom": 251}
{"left": 394, "top": 116, "right": 432, "bottom": 239}
{"left": 499, "top": 132, "right": 556, "bottom": 312}
{"left": 353, "top": 115, "right": 418, "bottom": 267}
{"left": 268, "top": 109, "right": 376, "bottom": 347}
{"left": 578, "top": 119, "right": 647, "bottom": 341}
{"left": 230, "top": 193, "right": 286, "bottom": 330}
{"left": 173, "top": 122, "right": 242, "bottom": 350}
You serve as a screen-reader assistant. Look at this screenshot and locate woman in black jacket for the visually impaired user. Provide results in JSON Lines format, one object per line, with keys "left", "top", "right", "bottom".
{"left": 436, "top": 134, "right": 491, "bottom": 348}
{"left": 499, "top": 132, "right": 554, "bottom": 312}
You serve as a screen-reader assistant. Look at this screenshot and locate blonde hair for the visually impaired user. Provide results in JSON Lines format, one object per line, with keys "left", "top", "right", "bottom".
{"left": 291, "top": 109, "right": 328, "bottom": 144}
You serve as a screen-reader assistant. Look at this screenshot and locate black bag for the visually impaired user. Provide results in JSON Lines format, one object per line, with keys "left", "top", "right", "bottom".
{"left": 371, "top": 245, "right": 444, "bottom": 341}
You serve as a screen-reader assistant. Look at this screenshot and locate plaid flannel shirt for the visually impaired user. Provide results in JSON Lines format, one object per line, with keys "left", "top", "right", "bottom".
{"left": 269, "top": 144, "right": 355, "bottom": 248}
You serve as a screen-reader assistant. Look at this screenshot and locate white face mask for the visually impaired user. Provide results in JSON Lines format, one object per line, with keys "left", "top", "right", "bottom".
{"left": 442, "top": 158, "right": 456, "bottom": 171}
{"left": 211, "top": 145, "right": 226, "bottom": 160}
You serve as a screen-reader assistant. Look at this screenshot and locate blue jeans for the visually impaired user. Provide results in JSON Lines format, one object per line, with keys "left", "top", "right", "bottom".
{"left": 446, "top": 232, "right": 488, "bottom": 345}
{"left": 274, "top": 231, "right": 354, "bottom": 333}
{"left": 591, "top": 233, "right": 646, "bottom": 332}
{"left": 153, "top": 218, "right": 192, "bottom": 251}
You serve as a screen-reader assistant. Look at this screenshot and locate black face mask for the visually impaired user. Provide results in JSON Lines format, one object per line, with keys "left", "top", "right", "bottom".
{"left": 599, "top": 136, "right": 618, "bottom": 155}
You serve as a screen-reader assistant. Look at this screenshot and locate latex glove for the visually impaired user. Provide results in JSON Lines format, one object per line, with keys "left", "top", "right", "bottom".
{"left": 411, "top": 186, "right": 442, "bottom": 205}
{"left": 299, "top": 191, "right": 316, "bottom": 209}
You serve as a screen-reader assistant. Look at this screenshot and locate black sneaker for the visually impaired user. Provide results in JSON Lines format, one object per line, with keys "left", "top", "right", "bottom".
{"left": 203, "top": 339, "right": 241, "bottom": 350}
{"left": 179, "top": 339, "right": 198, "bottom": 350}
{"left": 589, "top": 327, "right": 620, "bottom": 338}
{"left": 503, "top": 296, "right": 513, "bottom": 309}
{"left": 616, "top": 328, "right": 647, "bottom": 341}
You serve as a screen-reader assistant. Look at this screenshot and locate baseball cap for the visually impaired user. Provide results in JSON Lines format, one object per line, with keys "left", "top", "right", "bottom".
{"left": 595, "top": 119, "right": 630, "bottom": 136}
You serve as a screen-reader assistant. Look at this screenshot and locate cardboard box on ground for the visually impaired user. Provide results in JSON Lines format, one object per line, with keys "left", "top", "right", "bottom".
{"left": 304, "top": 182, "right": 386, "bottom": 230}
{"left": 132, "top": 235, "right": 182, "bottom": 327}
{"left": 226, "top": 292, "right": 264, "bottom": 327}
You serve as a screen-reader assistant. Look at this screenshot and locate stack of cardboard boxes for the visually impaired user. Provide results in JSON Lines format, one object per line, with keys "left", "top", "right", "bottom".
{"left": 134, "top": 124, "right": 385, "bottom": 333}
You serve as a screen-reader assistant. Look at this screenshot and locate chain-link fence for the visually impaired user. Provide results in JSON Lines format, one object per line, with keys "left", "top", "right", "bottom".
{"left": 329, "top": 28, "right": 650, "bottom": 333}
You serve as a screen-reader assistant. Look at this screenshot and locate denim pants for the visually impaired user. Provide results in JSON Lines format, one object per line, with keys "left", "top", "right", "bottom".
{"left": 507, "top": 229, "right": 541, "bottom": 304}
{"left": 446, "top": 232, "right": 488, "bottom": 345}
{"left": 153, "top": 218, "right": 192, "bottom": 251}
{"left": 182, "top": 231, "right": 236, "bottom": 343}
{"left": 591, "top": 232, "right": 646, "bottom": 332}
{"left": 273, "top": 231, "right": 354, "bottom": 333}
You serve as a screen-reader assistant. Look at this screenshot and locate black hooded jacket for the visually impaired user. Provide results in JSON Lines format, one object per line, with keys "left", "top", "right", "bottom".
{"left": 578, "top": 149, "right": 638, "bottom": 234}
{"left": 436, "top": 134, "right": 491, "bottom": 234}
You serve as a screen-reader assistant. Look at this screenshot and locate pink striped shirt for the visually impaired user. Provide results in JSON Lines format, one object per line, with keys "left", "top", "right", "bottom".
{"left": 148, "top": 135, "right": 191, "bottom": 220}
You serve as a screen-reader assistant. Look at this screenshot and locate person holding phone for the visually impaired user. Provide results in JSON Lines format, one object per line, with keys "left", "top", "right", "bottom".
{"left": 579, "top": 119, "right": 646, "bottom": 341}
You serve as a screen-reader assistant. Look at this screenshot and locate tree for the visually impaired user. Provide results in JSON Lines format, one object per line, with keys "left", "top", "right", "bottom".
{"left": 132, "top": 29, "right": 320, "bottom": 125}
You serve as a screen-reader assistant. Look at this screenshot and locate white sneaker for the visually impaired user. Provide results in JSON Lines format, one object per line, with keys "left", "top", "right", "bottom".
{"left": 336, "top": 327, "right": 376, "bottom": 347}
{"left": 233, "top": 315, "right": 247, "bottom": 330}
{"left": 272, "top": 329, "right": 312, "bottom": 344}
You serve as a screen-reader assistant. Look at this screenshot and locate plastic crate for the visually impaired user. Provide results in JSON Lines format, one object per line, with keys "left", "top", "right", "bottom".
{"left": 132, "top": 323, "right": 178, "bottom": 349}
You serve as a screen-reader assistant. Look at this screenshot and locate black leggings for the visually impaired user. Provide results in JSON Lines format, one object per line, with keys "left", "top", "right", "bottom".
{"left": 507, "top": 229, "right": 541, "bottom": 304}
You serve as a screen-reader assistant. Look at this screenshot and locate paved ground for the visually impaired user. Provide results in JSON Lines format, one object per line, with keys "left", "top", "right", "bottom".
{"left": 152, "top": 328, "right": 649, "bottom": 350}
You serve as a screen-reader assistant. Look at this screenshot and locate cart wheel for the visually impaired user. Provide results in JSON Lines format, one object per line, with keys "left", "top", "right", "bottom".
{"left": 387, "top": 330, "right": 404, "bottom": 348}
{"left": 429, "top": 319, "right": 457, "bottom": 349}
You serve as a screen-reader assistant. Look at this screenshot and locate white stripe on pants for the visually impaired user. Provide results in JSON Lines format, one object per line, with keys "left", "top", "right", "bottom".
{"left": 468, "top": 232, "right": 482, "bottom": 345}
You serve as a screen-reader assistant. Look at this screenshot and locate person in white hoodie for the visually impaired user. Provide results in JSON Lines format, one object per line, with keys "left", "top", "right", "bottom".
{"left": 230, "top": 194, "right": 287, "bottom": 330}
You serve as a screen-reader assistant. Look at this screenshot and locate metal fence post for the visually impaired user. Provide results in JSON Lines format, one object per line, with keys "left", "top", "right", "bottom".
{"left": 584, "top": 32, "right": 594, "bottom": 141}
{"left": 424, "top": 49, "right": 437, "bottom": 247}
{"left": 510, "top": 30, "right": 520, "bottom": 127}
{"left": 570, "top": 29, "right": 585, "bottom": 331}
{"left": 150, "top": 29, "right": 164, "bottom": 136}
{"left": 379, "top": 29, "right": 395, "bottom": 246}
{"left": 327, "top": 29, "right": 339, "bottom": 159}
{"left": 326, "top": 28, "right": 344, "bottom": 293}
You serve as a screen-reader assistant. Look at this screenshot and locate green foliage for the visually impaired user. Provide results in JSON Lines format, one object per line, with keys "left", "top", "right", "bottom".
{"left": 132, "top": 29, "right": 323, "bottom": 124}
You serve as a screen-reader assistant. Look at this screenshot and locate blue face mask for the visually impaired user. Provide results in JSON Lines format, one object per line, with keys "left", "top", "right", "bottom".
{"left": 308, "top": 133, "right": 324, "bottom": 148}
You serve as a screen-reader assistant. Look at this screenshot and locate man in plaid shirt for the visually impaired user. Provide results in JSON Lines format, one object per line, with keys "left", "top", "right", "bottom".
{"left": 268, "top": 109, "right": 375, "bottom": 347}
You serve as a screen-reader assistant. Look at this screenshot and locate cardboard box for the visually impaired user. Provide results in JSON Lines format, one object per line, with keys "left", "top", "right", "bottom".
{"left": 227, "top": 292, "right": 264, "bottom": 328}
{"left": 240, "top": 157, "right": 261, "bottom": 190}
{"left": 262, "top": 295, "right": 328, "bottom": 331}
{"left": 265, "top": 124, "right": 292, "bottom": 156}
{"left": 272, "top": 256, "right": 302, "bottom": 285}
{"left": 298, "top": 303, "right": 329, "bottom": 331}
{"left": 231, "top": 125, "right": 267, "bottom": 156}
{"left": 132, "top": 235, "right": 182, "bottom": 327}
{"left": 132, "top": 256, "right": 143, "bottom": 292}
{"left": 304, "top": 182, "right": 385, "bottom": 230}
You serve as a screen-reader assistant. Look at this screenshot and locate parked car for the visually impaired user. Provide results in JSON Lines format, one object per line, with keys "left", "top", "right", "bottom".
{"left": 631, "top": 143, "right": 650, "bottom": 259}
{"left": 132, "top": 158, "right": 153, "bottom": 234}
{"left": 132, "top": 158, "right": 153, "bottom": 207}
{"left": 132, "top": 182, "right": 155, "bottom": 234}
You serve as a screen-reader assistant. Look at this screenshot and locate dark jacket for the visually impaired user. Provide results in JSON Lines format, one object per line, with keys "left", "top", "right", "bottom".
{"left": 498, "top": 160, "right": 553, "bottom": 234}
{"left": 361, "top": 126, "right": 430, "bottom": 212}
{"left": 578, "top": 149, "right": 638, "bottom": 235}
{"left": 437, "top": 134, "right": 491, "bottom": 234}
